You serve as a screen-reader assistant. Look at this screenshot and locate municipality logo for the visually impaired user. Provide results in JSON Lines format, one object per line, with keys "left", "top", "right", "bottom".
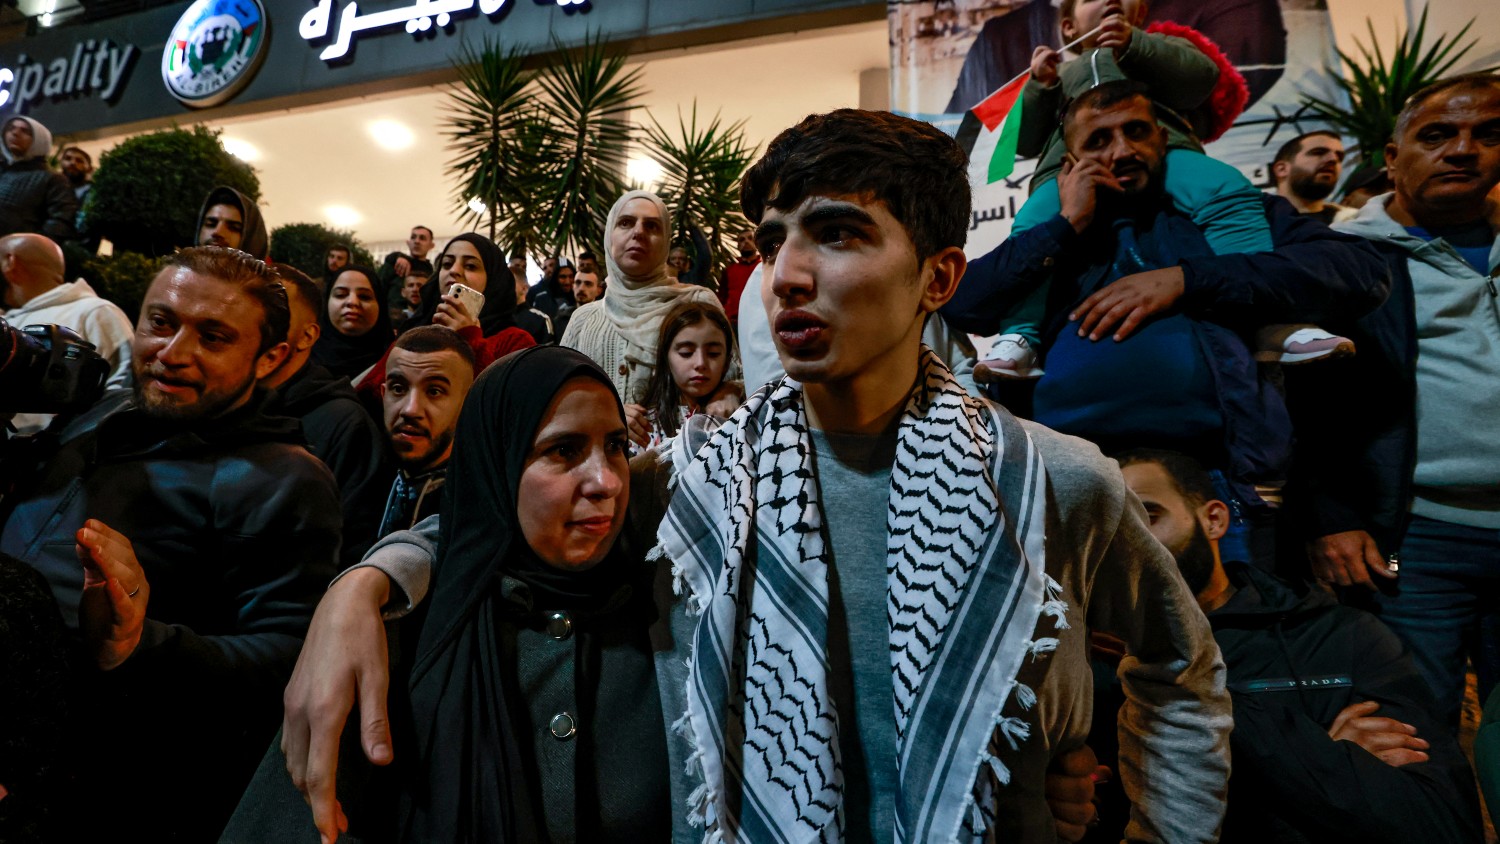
{"left": 162, "top": 0, "right": 268, "bottom": 108}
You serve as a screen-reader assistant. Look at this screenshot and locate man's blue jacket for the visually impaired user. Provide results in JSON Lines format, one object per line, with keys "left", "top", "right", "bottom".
{"left": 942, "top": 194, "right": 1391, "bottom": 501}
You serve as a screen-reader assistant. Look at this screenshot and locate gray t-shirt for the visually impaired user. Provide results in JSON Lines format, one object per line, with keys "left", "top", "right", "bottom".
{"left": 809, "top": 426, "right": 900, "bottom": 843}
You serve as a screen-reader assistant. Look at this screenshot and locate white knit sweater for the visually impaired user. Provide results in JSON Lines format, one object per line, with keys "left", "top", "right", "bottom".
{"left": 560, "top": 300, "right": 648, "bottom": 403}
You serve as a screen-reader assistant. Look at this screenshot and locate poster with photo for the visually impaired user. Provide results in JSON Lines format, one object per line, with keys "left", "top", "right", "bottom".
{"left": 889, "top": 0, "right": 1349, "bottom": 258}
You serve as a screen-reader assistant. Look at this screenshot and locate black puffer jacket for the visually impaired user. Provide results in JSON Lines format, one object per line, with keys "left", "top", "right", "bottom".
{"left": 0, "top": 157, "right": 76, "bottom": 241}
{"left": 1212, "top": 564, "right": 1482, "bottom": 843}
{"left": 0, "top": 388, "right": 342, "bottom": 842}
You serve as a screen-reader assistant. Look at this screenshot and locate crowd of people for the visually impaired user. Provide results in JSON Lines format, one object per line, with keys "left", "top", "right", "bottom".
{"left": 2, "top": 6, "right": 1499, "bottom": 841}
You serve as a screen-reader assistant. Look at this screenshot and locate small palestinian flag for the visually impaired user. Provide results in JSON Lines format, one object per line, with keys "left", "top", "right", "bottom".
{"left": 955, "top": 72, "right": 1029, "bottom": 185}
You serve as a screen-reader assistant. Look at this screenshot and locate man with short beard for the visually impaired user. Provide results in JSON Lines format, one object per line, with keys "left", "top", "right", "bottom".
{"left": 0, "top": 246, "right": 341, "bottom": 842}
{"left": 573, "top": 270, "right": 603, "bottom": 305}
{"left": 944, "top": 80, "right": 1390, "bottom": 569}
{"left": 196, "top": 186, "right": 268, "bottom": 259}
{"left": 58, "top": 146, "right": 93, "bottom": 243}
{"left": 375, "top": 326, "right": 476, "bottom": 536}
{"left": 324, "top": 244, "right": 352, "bottom": 285}
{"left": 1116, "top": 449, "right": 1482, "bottom": 842}
{"left": 1273, "top": 130, "right": 1350, "bottom": 224}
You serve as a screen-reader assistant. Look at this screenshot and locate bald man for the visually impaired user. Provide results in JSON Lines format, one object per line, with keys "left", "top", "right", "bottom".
{"left": 1, "top": 233, "right": 132, "bottom": 434}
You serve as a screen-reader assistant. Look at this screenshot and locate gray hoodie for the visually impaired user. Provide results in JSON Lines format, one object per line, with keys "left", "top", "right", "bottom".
{"left": 1336, "top": 195, "right": 1500, "bottom": 528}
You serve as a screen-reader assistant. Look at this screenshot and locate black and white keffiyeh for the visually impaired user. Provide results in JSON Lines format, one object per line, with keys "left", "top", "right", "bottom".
{"left": 654, "top": 347, "right": 1064, "bottom": 843}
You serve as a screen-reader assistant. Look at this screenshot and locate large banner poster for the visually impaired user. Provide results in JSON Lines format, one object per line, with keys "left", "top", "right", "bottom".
{"left": 890, "top": 0, "right": 1349, "bottom": 258}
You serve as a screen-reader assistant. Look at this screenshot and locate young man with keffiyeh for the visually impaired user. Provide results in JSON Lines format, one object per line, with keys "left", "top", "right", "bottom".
{"left": 274, "top": 109, "right": 1231, "bottom": 844}
{"left": 656, "top": 107, "right": 1230, "bottom": 843}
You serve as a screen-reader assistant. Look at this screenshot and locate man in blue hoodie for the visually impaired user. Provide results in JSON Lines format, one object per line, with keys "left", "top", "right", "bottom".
{"left": 1287, "top": 72, "right": 1500, "bottom": 731}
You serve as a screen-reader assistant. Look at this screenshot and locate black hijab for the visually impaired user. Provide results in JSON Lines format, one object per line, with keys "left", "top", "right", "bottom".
{"left": 401, "top": 346, "right": 630, "bottom": 842}
{"left": 402, "top": 232, "right": 517, "bottom": 337}
{"left": 309, "top": 265, "right": 394, "bottom": 378}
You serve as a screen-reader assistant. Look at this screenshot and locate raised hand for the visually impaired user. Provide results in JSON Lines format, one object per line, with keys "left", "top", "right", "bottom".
{"left": 1031, "top": 45, "right": 1063, "bottom": 87}
{"left": 76, "top": 519, "right": 149, "bottom": 671}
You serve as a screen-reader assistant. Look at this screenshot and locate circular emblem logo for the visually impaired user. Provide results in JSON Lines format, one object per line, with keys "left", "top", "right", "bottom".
{"left": 162, "top": 0, "right": 269, "bottom": 108}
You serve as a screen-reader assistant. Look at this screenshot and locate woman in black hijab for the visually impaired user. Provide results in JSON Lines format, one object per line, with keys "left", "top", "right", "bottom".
{"left": 311, "top": 265, "right": 393, "bottom": 378}
{"left": 355, "top": 233, "right": 535, "bottom": 394}
{"left": 397, "top": 346, "right": 671, "bottom": 842}
{"left": 403, "top": 233, "right": 512, "bottom": 336}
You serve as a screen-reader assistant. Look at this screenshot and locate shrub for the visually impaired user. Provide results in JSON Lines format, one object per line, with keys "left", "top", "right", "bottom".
{"left": 81, "top": 251, "right": 166, "bottom": 324}
{"left": 268, "top": 223, "right": 376, "bottom": 280}
{"left": 86, "top": 126, "right": 260, "bottom": 257}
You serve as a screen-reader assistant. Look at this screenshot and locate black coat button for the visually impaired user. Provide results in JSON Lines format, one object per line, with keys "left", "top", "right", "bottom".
{"left": 550, "top": 712, "right": 577, "bottom": 740}
{"left": 546, "top": 611, "right": 572, "bottom": 640}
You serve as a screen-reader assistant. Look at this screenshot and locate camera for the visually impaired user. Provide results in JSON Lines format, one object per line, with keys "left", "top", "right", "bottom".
{"left": 0, "top": 318, "right": 110, "bottom": 415}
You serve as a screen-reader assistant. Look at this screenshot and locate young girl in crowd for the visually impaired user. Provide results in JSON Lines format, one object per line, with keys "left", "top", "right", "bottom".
{"left": 638, "top": 300, "right": 743, "bottom": 449}
{"left": 311, "top": 266, "right": 393, "bottom": 378}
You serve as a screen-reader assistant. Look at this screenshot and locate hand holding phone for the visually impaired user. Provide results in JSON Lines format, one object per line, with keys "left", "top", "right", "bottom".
{"left": 448, "top": 282, "right": 485, "bottom": 317}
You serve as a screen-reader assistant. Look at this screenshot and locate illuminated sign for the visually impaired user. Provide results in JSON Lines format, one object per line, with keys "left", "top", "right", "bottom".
{"left": 301, "top": 0, "right": 591, "bottom": 62}
{"left": 162, "top": 0, "right": 270, "bottom": 108}
{"left": 0, "top": 40, "right": 137, "bottom": 111}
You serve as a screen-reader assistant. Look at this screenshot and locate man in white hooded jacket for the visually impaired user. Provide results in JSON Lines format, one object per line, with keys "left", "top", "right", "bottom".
{"left": 2, "top": 233, "right": 132, "bottom": 434}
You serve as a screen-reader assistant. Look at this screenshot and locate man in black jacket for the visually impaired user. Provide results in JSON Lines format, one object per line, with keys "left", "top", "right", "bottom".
{"left": 0, "top": 117, "right": 76, "bottom": 241}
{"left": 0, "top": 246, "right": 342, "bottom": 841}
{"left": 262, "top": 265, "right": 390, "bottom": 569}
{"left": 1117, "top": 448, "right": 1482, "bottom": 843}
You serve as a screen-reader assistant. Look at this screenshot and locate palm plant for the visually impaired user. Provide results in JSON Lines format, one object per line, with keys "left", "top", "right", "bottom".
{"left": 442, "top": 40, "right": 541, "bottom": 246}
{"left": 641, "top": 103, "right": 758, "bottom": 278}
{"left": 529, "top": 33, "right": 644, "bottom": 259}
{"left": 1298, "top": 8, "right": 1488, "bottom": 168}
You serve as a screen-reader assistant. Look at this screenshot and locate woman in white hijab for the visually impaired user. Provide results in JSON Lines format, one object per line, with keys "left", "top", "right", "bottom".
{"left": 560, "top": 189, "right": 724, "bottom": 422}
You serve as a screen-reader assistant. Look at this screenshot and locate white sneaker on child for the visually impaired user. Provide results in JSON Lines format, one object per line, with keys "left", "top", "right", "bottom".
{"left": 1254, "top": 325, "right": 1356, "bottom": 364}
{"left": 975, "top": 334, "right": 1045, "bottom": 382}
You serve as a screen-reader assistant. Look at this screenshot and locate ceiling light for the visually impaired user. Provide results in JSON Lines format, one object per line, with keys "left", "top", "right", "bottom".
{"left": 467, "top": 198, "right": 487, "bottom": 215}
{"left": 324, "top": 205, "right": 361, "bottom": 227}
{"left": 627, "top": 156, "right": 663, "bottom": 187}
{"left": 221, "top": 137, "right": 260, "bottom": 161}
{"left": 368, "top": 119, "right": 415, "bottom": 151}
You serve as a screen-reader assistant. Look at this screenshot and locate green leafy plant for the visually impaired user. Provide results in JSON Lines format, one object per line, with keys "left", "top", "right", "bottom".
{"left": 528, "top": 33, "right": 644, "bottom": 259}
{"left": 1299, "top": 8, "right": 1489, "bottom": 168}
{"left": 443, "top": 40, "right": 543, "bottom": 245}
{"left": 268, "top": 222, "right": 376, "bottom": 280}
{"left": 81, "top": 251, "right": 166, "bottom": 324}
{"left": 641, "top": 103, "right": 757, "bottom": 280}
{"left": 86, "top": 125, "right": 260, "bottom": 257}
